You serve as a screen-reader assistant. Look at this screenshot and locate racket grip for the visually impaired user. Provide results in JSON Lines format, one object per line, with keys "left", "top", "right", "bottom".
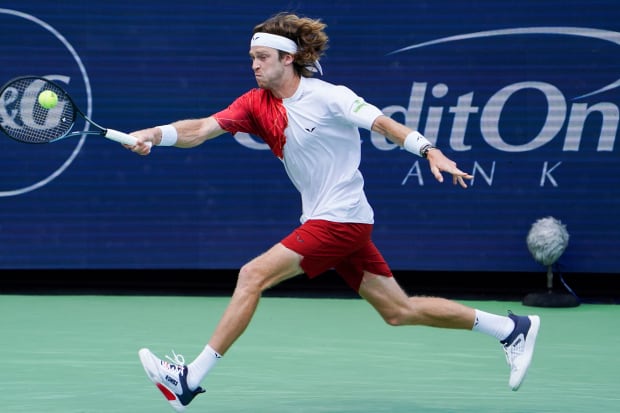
{"left": 104, "top": 128, "right": 152, "bottom": 148}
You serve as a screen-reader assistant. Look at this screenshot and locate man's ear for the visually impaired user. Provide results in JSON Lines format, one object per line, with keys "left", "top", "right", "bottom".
{"left": 282, "top": 53, "right": 295, "bottom": 66}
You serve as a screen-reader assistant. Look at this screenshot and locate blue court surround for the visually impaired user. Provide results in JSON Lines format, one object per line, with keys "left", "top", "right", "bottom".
{"left": 0, "top": 1, "right": 618, "bottom": 276}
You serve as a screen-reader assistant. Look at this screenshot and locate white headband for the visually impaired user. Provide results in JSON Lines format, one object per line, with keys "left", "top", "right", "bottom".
{"left": 250, "top": 32, "right": 323, "bottom": 75}
{"left": 251, "top": 32, "right": 297, "bottom": 54}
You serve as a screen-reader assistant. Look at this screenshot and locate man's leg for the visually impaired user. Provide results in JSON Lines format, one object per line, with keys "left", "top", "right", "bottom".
{"left": 139, "top": 243, "right": 304, "bottom": 411}
{"left": 358, "top": 272, "right": 476, "bottom": 329}
{"left": 208, "top": 243, "right": 304, "bottom": 354}
{"left": 358, "top": 272, "right": 540, "bottom": 391}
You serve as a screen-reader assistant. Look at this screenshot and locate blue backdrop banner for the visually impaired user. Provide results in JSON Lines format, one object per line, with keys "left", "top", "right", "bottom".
{"left": 0, "top": 1, "right": 618, "bottom": 273}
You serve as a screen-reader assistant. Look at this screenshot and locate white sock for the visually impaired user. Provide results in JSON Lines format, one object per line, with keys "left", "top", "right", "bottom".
{"left": 472, "top": 309, "right": 515, "bottom": 341}
{"left": 187, "top": 344, "right": 222, "bottom": 390}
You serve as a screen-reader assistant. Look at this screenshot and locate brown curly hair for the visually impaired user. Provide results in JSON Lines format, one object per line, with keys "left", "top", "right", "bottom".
{"left": 253, "top": 12, "right": 329, "bottom": 77}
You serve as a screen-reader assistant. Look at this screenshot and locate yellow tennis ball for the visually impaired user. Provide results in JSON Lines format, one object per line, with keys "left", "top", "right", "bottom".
{"left": 38, "top": 90, "right": 58, "bottom": 109}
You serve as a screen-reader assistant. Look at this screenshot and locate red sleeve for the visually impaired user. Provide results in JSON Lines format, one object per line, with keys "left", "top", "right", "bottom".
{"left": 214, "top": 89, "right": 288, "bottom": 159}
{"left": 214, "top": 89, "right": 259, "bottom": 135}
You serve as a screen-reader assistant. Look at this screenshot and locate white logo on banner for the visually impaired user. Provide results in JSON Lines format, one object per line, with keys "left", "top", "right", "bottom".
{"left": 0, "top": 8, "right": 91, "bottom": 197}
{"left": 381, "top": 27, "right": 619, "bottom": 154}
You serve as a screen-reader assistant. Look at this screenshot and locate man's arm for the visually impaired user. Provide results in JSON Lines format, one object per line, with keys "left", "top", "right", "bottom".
{"left": 129, "top": 116, "right": 225, "bottom": 155}
{"left": 371, "top": 115, "right": 473, "bottom": 188}
{"left": 371, "top": 114, "right": 412, "bottom": 147}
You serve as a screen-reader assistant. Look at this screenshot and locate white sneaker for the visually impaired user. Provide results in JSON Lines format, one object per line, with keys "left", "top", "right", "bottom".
{"left": 501, "top": 311, "right": 540, "bottom": 391}
{"left": 138, "top": 348, "right": 205, "bottom": 412}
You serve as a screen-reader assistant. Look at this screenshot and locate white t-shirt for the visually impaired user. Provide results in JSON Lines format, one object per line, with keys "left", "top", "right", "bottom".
{"left": 214, "top": 76, "right": 383, "bottom": 224}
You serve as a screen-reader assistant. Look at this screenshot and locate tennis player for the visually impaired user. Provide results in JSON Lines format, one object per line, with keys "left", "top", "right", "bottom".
{"left": 129, "top": 12, "right": 540, "bottom": 412}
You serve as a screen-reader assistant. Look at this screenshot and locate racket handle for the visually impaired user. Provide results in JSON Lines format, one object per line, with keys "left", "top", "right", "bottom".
{"left": 104, "top": 128, "right": 152, "bottom": 148}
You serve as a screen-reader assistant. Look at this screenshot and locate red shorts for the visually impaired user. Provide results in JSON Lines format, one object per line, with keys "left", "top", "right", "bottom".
{"left": 281, "top": 219, "right": 393, "bottom": 292}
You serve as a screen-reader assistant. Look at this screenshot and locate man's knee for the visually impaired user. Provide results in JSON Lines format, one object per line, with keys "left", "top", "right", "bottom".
{"left": 360, "top": 273, "right": 414, "bottom": 326}
{"left": 377, "top": 307, "right": 407, "bottom": 326}
{"left": 237, "top": 262, "right": 269, "bottom": 292}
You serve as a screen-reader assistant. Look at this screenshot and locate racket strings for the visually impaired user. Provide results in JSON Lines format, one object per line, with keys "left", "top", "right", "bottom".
{"left": 0, "top": 77, "right": 75, "bottom": 144}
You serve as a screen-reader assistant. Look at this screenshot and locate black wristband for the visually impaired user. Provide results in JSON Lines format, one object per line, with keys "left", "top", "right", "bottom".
{"left": 420, "top": 144, "right": 436, "bottom": 158}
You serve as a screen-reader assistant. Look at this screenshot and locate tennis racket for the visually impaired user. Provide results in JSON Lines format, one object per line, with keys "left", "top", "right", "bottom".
{"left": 0, "top": 75, "right": 139, "bottom": 146}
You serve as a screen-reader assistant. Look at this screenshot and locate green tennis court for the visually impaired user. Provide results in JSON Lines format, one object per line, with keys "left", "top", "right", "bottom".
{"left": 1, "top": 294, "right": 618, "bottom": 412}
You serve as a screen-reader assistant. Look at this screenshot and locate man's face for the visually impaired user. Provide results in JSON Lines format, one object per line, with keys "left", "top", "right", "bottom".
{"left": 249, "top": 46, "right": 287, "bottom": 89}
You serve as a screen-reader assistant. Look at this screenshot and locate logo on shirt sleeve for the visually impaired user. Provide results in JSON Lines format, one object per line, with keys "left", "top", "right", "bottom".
{"left": 352, "top": 99, "right": 369, "bottom": 113}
